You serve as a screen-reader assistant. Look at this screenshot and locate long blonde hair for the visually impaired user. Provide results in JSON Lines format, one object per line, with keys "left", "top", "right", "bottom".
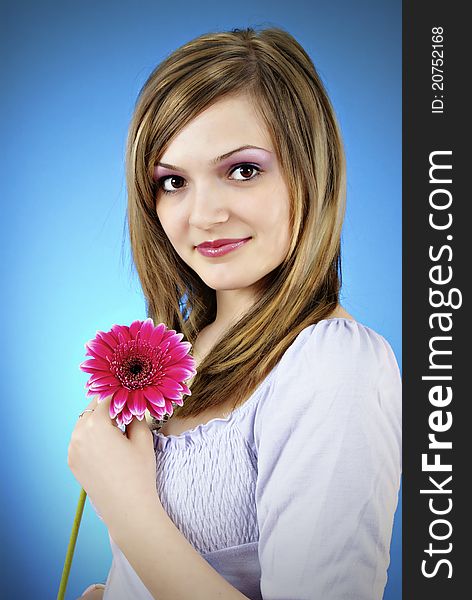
{"left": 125, "top": 26, "right": 346, "bottom": 418}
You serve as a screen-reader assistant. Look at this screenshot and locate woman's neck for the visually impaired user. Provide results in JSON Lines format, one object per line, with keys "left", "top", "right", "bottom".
{"left": 212, "top": 287, "right": 257, "bottom": 331}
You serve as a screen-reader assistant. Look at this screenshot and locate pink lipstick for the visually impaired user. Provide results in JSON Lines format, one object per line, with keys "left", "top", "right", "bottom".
{"left": 196, "top": 237, "right": 251, "bottom": 257}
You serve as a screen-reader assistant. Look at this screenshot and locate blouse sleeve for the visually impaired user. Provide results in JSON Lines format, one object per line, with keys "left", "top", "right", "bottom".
{"left": 253, "top": 319, "right": 402, "bottom": 600}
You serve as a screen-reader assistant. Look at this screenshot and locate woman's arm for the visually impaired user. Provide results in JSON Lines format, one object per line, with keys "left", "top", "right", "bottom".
{"left": 70, "top": 397, "right": 247, "bottom": 599}
{"left": 253, "top": 320, "right": 402, "bottom": 599}
{"left": 107, "top": 496, "right": 250, "bottom": 600}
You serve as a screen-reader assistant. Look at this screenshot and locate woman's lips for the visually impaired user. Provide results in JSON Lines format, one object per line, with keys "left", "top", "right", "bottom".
{"left": 196, "top": 237, "right": 252, "bottom": 257}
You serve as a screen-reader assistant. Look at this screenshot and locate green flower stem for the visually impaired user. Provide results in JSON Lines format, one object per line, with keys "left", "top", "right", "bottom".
{"left": 57, "top": 487, "right": 87, "bottom": 600}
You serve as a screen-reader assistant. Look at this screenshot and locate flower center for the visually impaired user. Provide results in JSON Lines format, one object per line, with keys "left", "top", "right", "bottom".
{"left": 129, "top": 359, "right": 144, "bottom": 375}
{"left": 109, "top": 338, "right": 168, "bottom": 390}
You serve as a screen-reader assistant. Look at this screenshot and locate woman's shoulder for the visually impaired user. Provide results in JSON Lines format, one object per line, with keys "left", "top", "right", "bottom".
{"left": 252, "top": 314, "right": 401, "bottom": 450}
{"left": 249, "top": 313, "right": 402, "bottom": 437}
{"left": 279, "top": 315, "right": 400, "bottom": 387}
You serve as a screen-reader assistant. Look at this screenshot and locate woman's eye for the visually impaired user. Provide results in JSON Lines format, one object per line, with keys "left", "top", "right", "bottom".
{"left": 229, "top": 164, "right": 262, "bottom": 181}
{"left": 157, "top": 164, "right": 261, "bottom": 195}
{"left": 159, "top": 175, "right": 186, "bottom": 194}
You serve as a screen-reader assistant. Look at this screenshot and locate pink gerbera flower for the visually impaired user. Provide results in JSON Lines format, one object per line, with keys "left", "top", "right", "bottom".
{"left": 79, "top": 318, "right": 196, "bottom": 427}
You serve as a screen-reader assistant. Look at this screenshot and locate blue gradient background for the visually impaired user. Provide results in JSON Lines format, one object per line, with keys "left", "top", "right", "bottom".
{"left": 1, "top": 1, "right": 401, "bottom": 598}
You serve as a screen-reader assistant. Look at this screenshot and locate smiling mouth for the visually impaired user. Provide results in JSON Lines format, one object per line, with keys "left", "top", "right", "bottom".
{"left": 196, "top": 237, "right": 252, "bottom": 249}
{"left": 195, "top": 237, "right": 252, "bottom": 257}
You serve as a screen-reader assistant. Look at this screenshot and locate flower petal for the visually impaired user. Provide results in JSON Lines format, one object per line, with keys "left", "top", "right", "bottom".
{"left": 159, "top": 386, "right": 183, "bottom": 401}
{"left": 164, "top": 366, "right": 195, "bottom": 381}
{"left": 180, "top": 355, "right": 197, "bottom": 370}
{"left": 128, "top": 389, "right": 147, "bottom": 416}
{"left": 139, "top": 318, "right": 155, "bottom": 343}
{"left": 92, "top": 333, "right": 115, "bottom": 354}
{"left": 112, "top": 387, "right": 129, "bottom": 411}
{"left": 165, "top": 343, "right": 192, "bottom": 364}
{"left": 129, "top": 320, "right": 143, "bottom": 339}
{"left": 121, "top": 405, "right": 133, "bottom": 425}
{"left": 79, "top": 358, "right": 110, "bottom": 373}
{"left": 87, "top": 372, "right": 115, "bottom": 386}
{"left": 178, "top": 382, "right": 191, "bottom": 396}
{"left": 148, "top": 323, "right": 166, "bottom": 347}
{"left": 165, "top": 335, "right": 184, "bottom": 351}
{"left": 96, "top": 329, "right": 119, "bottom": 350}
{"left": 160, "top": 330, "right": 176, "bottom": 346}
{"left": 148, "top": 404, "right": 166, "bottom": 420}
{"left": 85, "top": 340, "right": 113, "bottom": 361}
{"left": 109, "top": 402, "right": 120, "bottom": 419}
{"left": 88, "top": 374, "right": 118, "bottom": 387}
{"left": 111, "top": 324, "right": 131, "bottom": 343}
{"left": 143, "top": 386, "right": 166, "bottom": 407}
{"left": 89, "top": 383, "right": 118, "bottom": 394}
{"left": 159, "top": 376, "right": 183, "bottom": 393}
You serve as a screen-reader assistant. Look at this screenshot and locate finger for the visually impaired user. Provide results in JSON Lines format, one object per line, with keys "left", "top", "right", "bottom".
{"left": 125, "top": 412, "right": 152, "bottom": 441}
{"left": 76, "top": 395, "right": 100, "bottom": 424}
{"left": 84, "top": 394, "right": 100, "bottom": 411}
{"left": 94, "top": 393, "right": 121, "bottom": 427}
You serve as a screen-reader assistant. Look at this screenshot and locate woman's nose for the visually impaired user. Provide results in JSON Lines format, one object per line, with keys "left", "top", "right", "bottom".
{"left": 187, "top": 181, "right": 230, "bottom": 229}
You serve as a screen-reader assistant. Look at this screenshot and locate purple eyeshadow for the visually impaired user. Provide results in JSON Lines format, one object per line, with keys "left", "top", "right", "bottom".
{"left": 219, "top": 149, "right": 273, "bottom": 171}
{"left": 153, "top": 148, "right": 273, "bottom": 180}
{"left": 153, "top": 165, "right": 176, "bottom": 180}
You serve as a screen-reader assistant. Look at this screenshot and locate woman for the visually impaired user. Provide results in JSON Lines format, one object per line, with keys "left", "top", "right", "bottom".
{"left": 71, "top": 26, "right": 401, "bottom": 600}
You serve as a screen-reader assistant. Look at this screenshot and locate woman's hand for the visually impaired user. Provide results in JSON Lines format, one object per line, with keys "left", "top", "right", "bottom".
{"left": 78, "top": 583, "right": 105, "bottom": 599}
{"left": 67, "top": 394, "right": 161, "bottom": 531}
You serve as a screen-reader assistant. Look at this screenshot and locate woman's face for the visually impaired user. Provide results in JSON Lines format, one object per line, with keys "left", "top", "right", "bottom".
{"left": 153, "top": 94, "right": 291, "bottom": 294}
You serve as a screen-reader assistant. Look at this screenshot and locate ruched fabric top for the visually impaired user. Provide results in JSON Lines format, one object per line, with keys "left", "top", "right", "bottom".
{"left": 98, "top": 318, "right": 402, "bottom": 600}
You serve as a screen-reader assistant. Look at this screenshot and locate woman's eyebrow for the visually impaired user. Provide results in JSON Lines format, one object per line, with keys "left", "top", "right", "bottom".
{"left": 157, "top": 145, "right": 271, "bottom": 172}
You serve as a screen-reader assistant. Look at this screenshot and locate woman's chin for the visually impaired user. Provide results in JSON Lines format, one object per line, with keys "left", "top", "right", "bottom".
{"left": 199, "top": 276, "right": 258, "bottom": 292}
